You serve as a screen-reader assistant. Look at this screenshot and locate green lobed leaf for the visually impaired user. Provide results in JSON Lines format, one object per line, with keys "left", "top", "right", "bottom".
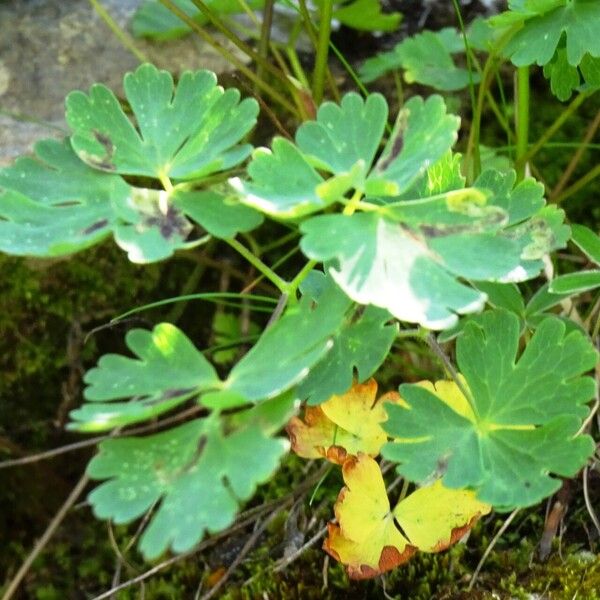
{"left": 330, "top": 0, "right": 402, "bottom": 32}
{"left": 67, "top": 63, "right": 258, "bottom": 180}
{"left": 70, "top": 323, "right": 220, "bottom": 431}
{"left": 525, "top": 281, "right": 571, "bottom": 317}
{"left": 299, "top": 170, "right": 566, "bottom": 329}
{"left": 383, "top": 309, "right": 598, "bottom": 509}
{"left": 473, "top": 281, "right": 525, "bottom": 315}
{"left": 296, "top": 272, "right": 398, "bottom": 405}
{"left": 173, "top": 189, "right": 263, "bottom": 238}
{"left": 87, "top": 414, "right": 288, "bottom": 559}
{"left": 499, "top": 0, "right": 600, "bottom": 68}
{"left": 232, "top": 94, "right": 460, "bottom": 218}
{"left": 224, "top": 278, "right": 353, "bottom": 400}
{"left": 0, "top": 139, "right": 126, "bottom": 256}
{"left": 360, "top": 28, "right": 479, "bottom": 91}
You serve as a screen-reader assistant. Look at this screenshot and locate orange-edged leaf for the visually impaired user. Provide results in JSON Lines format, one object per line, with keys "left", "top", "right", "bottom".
{"left": 287, "top": 379, "right": 403, "bottom": 464}
{"left": 394, "top": 479, "right": 491, "bottom": 553}
{"left": 323, "top": 453, "right": 416, "bottom": 579}
{"left": 324, "top": 454, "right": 491, "bottom": 579}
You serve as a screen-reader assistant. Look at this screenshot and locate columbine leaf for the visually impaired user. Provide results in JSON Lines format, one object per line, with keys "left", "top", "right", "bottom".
{"left": 330, "top": 0, "right": 401, "bottom": 32}
{"left": 287, "top": 379, "right": 403, "bottom": 463}
{"left": 0, "top": 139, "right": 126, "bottom": 256}
{"left": 232, "top": 94, "right": 460, "bottom": 218}
{"left": 499, "top": 1, "right": 600, "bottom": 68}
{"left": 87, "top": 414, "right": 288, "bottom": 559}
{"left": 70, "top": 323, "right": 220, "bottom": 431}
{"left": 67, "top": 63, "right": 258, "bottom": 180}
{"left": 383, "top": 310, "right": 597, "bottom": 509}
{"left": 173, "top": 190, "right": 263, "bottom": 238}
{"left": 297, "top": 271, "right": 398, "bottom": 405}
{"left": 300, "top": 180, "right": 564, "bottom": 328}
{"left": 360, "top": 29, "right": 478, "bottom": 91}
{"left": 323, "top": 454, "right": 490, "bottom": 579}
{"left": 543, "top": 47, "right": 600, "bottom": 100}
{"left": 223, "top": 278, "right": 352, "bottom": 400}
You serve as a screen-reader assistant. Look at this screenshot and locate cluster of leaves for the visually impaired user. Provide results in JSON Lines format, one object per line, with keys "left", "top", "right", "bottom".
{"left": 131, "top": 0, "right": 402, "bottom": 40}
{"left": 287, "top": 306, "right": 596, "bottom": 577}
{"left": 2, "top": 1, "right": 600, "bottom": 582}
{"left": 290, "top": 379, "right": 491, "bottom": 579}
{"left": 0, "top": 64, "right": 262, "bottom": 262}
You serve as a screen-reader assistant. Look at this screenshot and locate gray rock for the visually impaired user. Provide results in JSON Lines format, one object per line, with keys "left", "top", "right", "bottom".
{"left": 0, "top": 0, "right": 247, "bottom": 165}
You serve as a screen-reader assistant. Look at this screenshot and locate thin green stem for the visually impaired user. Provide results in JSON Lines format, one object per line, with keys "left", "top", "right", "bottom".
{"left": 312, "top": 0, "right": 333, "bottom": 104}
{"left": 287, "top": 260, "right": 318, "bottom": 303}
{"left": 257, "top": 0, "right": 276, "bottom": 89}
{"left": 159, "top": 0, "right": 296, "bottom": 114}
{"left": 465, "top": 27, "right": 517, "bottom": 182}
{"left": 515, "top": 66, "right": 530, "bottom": 181}
{"left": 89, "top": 0, "right": 149, "bottom": 63}
{"left": 342, "top": 189, "right": 364, "bottom": 216}
{"left": 516, "top": 92, "right": 588, "bottom": 169}
{"left": 226, "top": 237, "right": 288, "bottom": 293}
{"left": 452, "top": 0, "right": 483, "bottom": 175}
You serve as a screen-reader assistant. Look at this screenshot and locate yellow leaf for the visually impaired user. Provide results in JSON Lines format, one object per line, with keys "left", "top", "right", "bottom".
{"left": 287, "top": 379, "right": 403, "bottom": 464}
{"left": 324, "top": 454, "right": 491, "bottom": 579}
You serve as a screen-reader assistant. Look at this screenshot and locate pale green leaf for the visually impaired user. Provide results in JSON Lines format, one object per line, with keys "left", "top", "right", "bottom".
{"left": 502, "top": 1, "right": 600, "bottom": 67}
{"left": 233, "top": 94, "right": 460, "bottom": 218}
{"left": 225, "top": 279, "right": 352, "bottom": 399}
{"left": 331, "top": 0, "right": 401, "bottom": 32}
{"left": 300, "top": 172, "right": 566, "bottom": 329}
{"left": 67, "top": 63, "right": 258, "bottom": 180}
{"left": 549, "top": 270, "right": 600, "bottom": 294}
{"left": 0, "top": 139, "right": 126, "bottom": 256}
{"left": 70, "top": 323, "right": 220, "bottom": 431}
{"left": 360, "top": 29, "right": 478, "bottom": 91}
{"left": 87, "top": 415, "right": 287, "bottom": 559}
{"left": 571, "top": 224, "right": 600, "bottom": 266}
{"left": 297, "top": 272, "right": 398, "bottom": 405}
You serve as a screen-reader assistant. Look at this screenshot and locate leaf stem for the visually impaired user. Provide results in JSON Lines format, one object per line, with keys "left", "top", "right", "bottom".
{"left": 342, "top": 189, "right": 364, "bottom": 216}
{"left": 515, "top": 65, "right": 530, "bottom": 181}
{"left": 451, "top": 0, "right": 478, "bottom": 153}
{"left": 257, "top": 0, "right": 276, "bottom": 91}
{"left": 287, "top": 260, "right": 318, "bottom": 303}
{"left": 226, "top": 237, "right": 288, "bottom": 294}
{"left": 312, "top": 0, "right": 333, "bottom": 104}
{"left": 158, "top": 172, "right": 174, "bottom": 193}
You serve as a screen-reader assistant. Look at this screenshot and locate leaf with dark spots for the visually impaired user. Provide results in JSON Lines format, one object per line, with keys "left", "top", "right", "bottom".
{"left": 67, "top": 63, "right": 258, "bottom": 180}
{"left": 232, "top": 94, "right": 460, "bottom": 218}
{"left": 82, "top": 218, "right": 110, "bottom": 235}
{"left": 0, "top": 138, "right": 124, "bottom": 257}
